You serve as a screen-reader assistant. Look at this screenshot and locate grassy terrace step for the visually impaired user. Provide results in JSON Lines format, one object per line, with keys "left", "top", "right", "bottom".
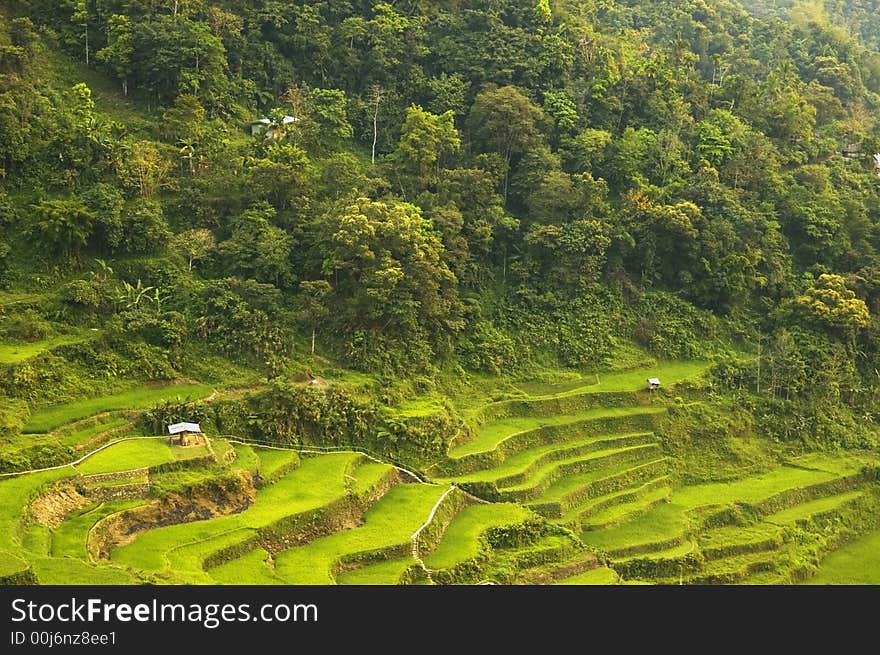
{"left": 111, "top": 453, "right": 369, "bottom": 580}
{"left": 764, "top": 491, "right": 863, "bottom": 525}
{"left": 555, "top": 567, "right": 619, "bottom": 585}
{"left": 0, "top": 469, "right": 74, "bottom": 573}
{"left": 681, "top": 549, "right": 784, "bottom": 585}
{"left": 517, "top": 360, "right": 712, "bottom": 399}
{"left": 488, "top": 534, "right": 580, "bottom": 577}
{"left": 60, "top": 416, "right": 130, "bottom": 448}
{"left": 528, "top": 458, "right": 670, "bottom": 518}
{"left": 424, "top": 503, "right": 533, "bottom": 573}
{"left": 210, "top": 549, "right": 284, "bottom": 585}
{"left": 513, "top": 550, "right": 602, "bottom": 584}
{"left": 440, "top": 408, "right": 666, "bottom": 478}
{"left": 803, "top": 529, "right": 880, "bottom": 585}
{"left": 468, "top": 361, "right": 710, "bottom": 428}
{"left": 698, "top": 524, "right": 783, "bottom": 561}
{"left": 446, "top": 432, "right": 656, "bottom": 486}
{"left": 581, "top": 502, "right": 688, "bottom": 555}
{"left": 336, "top": 557, "right": 418, "bottom": 585}
{"left": 23, "top": 383, "right": 214, "bottom": 433}
{"left": 612, "top": 539, "right": 697, "bottom": 563}
{"left": 51, "top": 500, "right": 146, "bottom": 559}
{"left": 73, "top": 439, "right": 208, "bottom": 475}
{"left": 270, "top": 483, "right": 448, "bottom": 585}
{"left": 0, "top": 330, "right": 98, "bottom": 365}
{"left": 485, "top": 443, "right": 662, "bottom": 503}
{"left": 670, "top": 464, "right": 844, "bottom": 516}
{"left": 253, "top": 449, "right": 300, "bottom": 483}
{"left": 450, "top": 406, "right": 665, "bottom": 459}
{"left": 577, "top": 479, "right": 672, "bottom": 530}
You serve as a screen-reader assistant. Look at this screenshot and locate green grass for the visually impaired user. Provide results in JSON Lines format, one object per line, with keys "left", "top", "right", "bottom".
{"left": 424, "top": 503, "right": 531, "bottom": 571}
{"left": 112, "top": 453, "right": 360, "bottom": 577}
{"left": 74, "top": 439, "right": 175, "bottom": 475}
{"left": 273, "top": 483, "right": 446, "bottom": 584}
{"left": 451, "top": 406, "right": 664, "bottom": 457}
{"left": 803, "top": 529, "right": 880, "bottom": 584}
{"left": 764, "top": 491, "right": 863, "bottom": 525}
{"left": 556, "top": 567, "right": 619, "bottom": 585}
{"left": 336, "top": 557, "right": 416, "bottom": 585}
{"left": 349, "top": 461, "right": 394, "bottom": 496}
{"left": 0, "top": 330, "right": 98, "bottom": 364}
{"left": 24, "top": 383, "right": 214, "bottom": 433}
{"left": 210, "top": 549, "right": 284, "bottom": 585}
{"left": 254, "top": 448, "right": 299, "bottom": 480}
{"left": 231, "top": 443, "right": 259, "bottom": 472}
{"left": 0, "top": 550, "right": 29, "bottom": 577}
{"left": 161, "top": 529, "right": 257, "bottom": 584}
{"left": 50, "top": 500, "right": 146, "bottom": 559}
{"left": 59, "top": 417, "right": 130, "bottom": 447}
{"left": 393, "top": 394, "right": 448, "bottom": 418}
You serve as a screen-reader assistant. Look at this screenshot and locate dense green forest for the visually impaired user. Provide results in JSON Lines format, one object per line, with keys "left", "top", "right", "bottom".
{"left": 2, "top": 0, "right": 880, "bottom": 463}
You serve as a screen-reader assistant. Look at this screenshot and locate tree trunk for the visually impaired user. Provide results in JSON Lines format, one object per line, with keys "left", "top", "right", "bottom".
{"left": 311, "top": 327, "right": 316, "bottom": 355}
{"left": 503, "top": 150, "right": 511, "bottom": 204}
{"left": 372, "top": 99, "right": 379, "bottom": 164}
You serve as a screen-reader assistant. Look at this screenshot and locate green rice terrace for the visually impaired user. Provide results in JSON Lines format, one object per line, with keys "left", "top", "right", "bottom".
{"left": 1, "top": 359, "right": 879, "bottom": 586}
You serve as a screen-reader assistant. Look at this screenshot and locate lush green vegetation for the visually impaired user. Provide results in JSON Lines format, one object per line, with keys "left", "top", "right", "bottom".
{"left": 1, "top": 0, "right": 880, "bottom": 586}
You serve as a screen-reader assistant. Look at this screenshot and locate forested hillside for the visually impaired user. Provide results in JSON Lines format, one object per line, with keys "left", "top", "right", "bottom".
{"left": 2, "top": 0, "right": 880, "bottom": 460}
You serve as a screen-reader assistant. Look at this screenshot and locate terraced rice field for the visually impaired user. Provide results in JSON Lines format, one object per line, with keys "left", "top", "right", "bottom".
{"left": 111, "top": 453, "right": 367, "bottom": 581}
{"left": 272, "top": 483, "right": 448, "bottom": 584}
{"left": 2, "top": 360, "right": 878, "bottom": 585}
{"left": 23, "top": 383, "right": 214, "bottom": 433}
{"left": 424, "top": 503, "right": 532, "bottom": 572}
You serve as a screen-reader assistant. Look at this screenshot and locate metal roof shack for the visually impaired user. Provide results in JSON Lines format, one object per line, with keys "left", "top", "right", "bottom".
{"left": 248, "top": 116, "right": 298, "bottom": 137}
{"left": 167, "top": 422, "right": 201, "bottom": 435}
{"left": 647, "top": 378, "right": 661, "bottom": 390}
